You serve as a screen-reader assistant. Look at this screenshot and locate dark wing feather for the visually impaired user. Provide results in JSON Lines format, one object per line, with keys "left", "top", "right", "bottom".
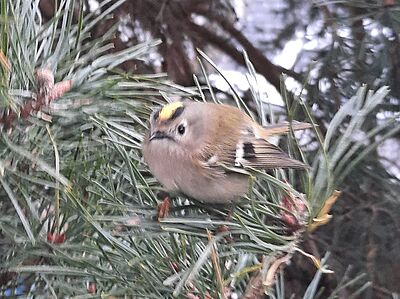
{"left": 201, "top": 128, "right": 308, "bottom": 170}
{"left": 233, "top": 122, "right": 309, "bottom": 169}
{"left": 237, "top": 139, "right": 308, "bottom": 169}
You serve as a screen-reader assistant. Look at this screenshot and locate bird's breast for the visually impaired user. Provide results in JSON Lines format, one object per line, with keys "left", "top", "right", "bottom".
{"left": 143, "top": 139, "right": 249, "bottom": 203}
{"left": 143, "top": 140, "right": 183, "bottom": 191}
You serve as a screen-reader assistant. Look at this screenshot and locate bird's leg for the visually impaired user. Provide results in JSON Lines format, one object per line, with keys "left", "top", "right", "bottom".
{"left": 157, "top": 191, "right": 172, "bottom": 220}
{"left": 226, "top": 202, "right": 237, "bottom": 220}
{"left": 216, "top": 202, "right": 237, "bottom": 242}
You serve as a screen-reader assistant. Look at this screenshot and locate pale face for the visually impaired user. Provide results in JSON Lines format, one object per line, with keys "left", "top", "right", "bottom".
{"left": 147, "top": 104, "right": 206, "bottom": 154}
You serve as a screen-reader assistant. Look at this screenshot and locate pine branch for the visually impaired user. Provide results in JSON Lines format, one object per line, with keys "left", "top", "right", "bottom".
{"left": 1, "top": 1, "right": 398, "bottom": 298}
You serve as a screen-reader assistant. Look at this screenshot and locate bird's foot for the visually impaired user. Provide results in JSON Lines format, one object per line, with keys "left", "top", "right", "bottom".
{"left": 157, "top": 191, "right": 171, "bottom": 220}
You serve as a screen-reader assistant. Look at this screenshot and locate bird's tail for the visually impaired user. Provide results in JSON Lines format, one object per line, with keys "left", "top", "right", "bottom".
{"left": 261, "top": 121, "right": 312, "bottom": 137}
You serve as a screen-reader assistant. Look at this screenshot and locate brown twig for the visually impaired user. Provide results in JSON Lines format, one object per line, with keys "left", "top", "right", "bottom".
{"left": 264, "top": 254, "right": 291, "bottom": 288}
{"left": 207, "top": 230, "right": 227, "bottom": 299}
{"left": 1, "top": 69, "right": 72, "bottom": 128}
{"left": 242, "top": 270, "right": 264, "bottom": 299}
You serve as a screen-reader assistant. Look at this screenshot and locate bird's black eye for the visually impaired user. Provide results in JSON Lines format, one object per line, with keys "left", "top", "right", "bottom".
{"left": 177, "top": 124, "right": 185, "bottom": 135}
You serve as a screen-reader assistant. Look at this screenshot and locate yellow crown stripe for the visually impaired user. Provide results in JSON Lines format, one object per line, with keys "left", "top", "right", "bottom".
{"left": 159, "top": 102, "right": 184, "bottom": 121}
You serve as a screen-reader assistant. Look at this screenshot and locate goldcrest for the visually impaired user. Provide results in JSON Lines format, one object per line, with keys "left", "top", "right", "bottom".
{"left": 142, "top": 101, "right": 310, "bottom": 203}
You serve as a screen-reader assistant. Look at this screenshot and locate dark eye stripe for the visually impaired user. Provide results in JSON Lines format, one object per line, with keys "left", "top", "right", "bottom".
{"left": 170, "top": 106, "right": 184, "bottom": 120}
{"left": 153, "top": 109, "right": 160, "bottom": 120}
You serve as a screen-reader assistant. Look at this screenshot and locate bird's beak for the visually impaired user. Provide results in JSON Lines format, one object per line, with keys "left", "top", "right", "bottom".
{"left": 149, "top": 130, "right": 169, "bottom": 141}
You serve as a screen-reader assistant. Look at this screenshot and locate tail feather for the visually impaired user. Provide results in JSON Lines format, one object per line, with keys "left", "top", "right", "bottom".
{"left": 252, "top": 157, "right": 310, "bottom": 169}
{"left": 261, "top": 121, "right": 312, "bottom": 136}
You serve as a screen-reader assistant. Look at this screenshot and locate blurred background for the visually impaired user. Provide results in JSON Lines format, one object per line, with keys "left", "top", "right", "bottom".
{"left": 1, "top": 0, "right": 400, "bottom": 298}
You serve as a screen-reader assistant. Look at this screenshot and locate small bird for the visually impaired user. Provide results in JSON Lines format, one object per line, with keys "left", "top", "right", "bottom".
{"left": 142, "top": 101, "right": 310, "bottom": 204}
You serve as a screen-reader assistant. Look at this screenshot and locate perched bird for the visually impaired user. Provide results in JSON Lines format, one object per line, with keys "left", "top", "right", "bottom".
{"left": 142, "top": 101, "right": 310, "bottom": 204}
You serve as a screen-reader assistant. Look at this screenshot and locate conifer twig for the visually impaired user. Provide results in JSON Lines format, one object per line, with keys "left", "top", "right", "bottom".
{"left": 207, "top": 230, "right": 226, "bottom": 299}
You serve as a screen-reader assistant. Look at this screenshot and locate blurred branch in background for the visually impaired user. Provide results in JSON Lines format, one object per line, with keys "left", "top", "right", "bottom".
{"left": 0, "top": 0, "right": 399, "bottom": 298}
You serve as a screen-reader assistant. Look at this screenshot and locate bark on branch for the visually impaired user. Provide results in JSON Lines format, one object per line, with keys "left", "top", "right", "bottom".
{"left": 187, "top": 19, "right": 302, "bottom": 91}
